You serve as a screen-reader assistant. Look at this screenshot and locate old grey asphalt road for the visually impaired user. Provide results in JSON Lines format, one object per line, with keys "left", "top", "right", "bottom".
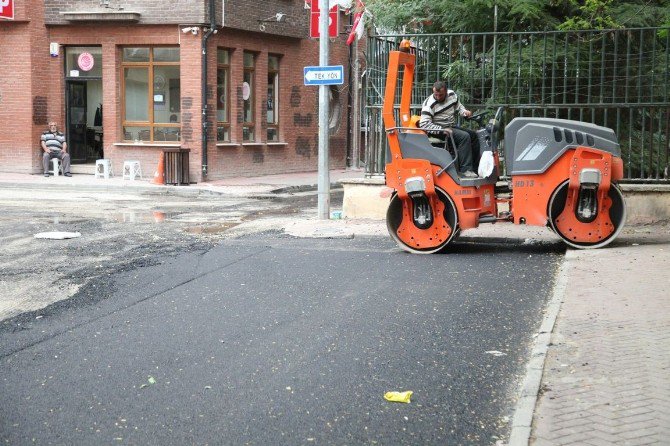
{"left": 1, "top": 234, "right": 563, "bottom": 445}
{"left": 0, "top": 186, "right": 316, "bottom": 321}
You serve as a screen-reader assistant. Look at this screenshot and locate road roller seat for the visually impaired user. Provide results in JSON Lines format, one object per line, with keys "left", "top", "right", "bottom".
{"left": 396, "top": 132, "right": 455, "bottom": 170}
{"left": 390, "top": 131, "right": 498, "bottom": 187}
{"left": 407, "top": 115, "right": 443, "bottom": 146}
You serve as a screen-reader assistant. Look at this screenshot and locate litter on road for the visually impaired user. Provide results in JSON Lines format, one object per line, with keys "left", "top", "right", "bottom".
{"left": 485, "top": 350, "right": 508, "bottom": 357}
{"left": 384, "top": 391, "right": 413, "bottom": 403}
{"left": 34, "top": 231, "right": 81, "bottom": 240}
{"left": 140, "top": 376, "right": 156, "bottom": 389}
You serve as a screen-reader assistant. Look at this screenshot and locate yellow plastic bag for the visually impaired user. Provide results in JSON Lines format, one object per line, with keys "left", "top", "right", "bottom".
{"left": 384, "top": 390, "right": 413, "bottom": 403}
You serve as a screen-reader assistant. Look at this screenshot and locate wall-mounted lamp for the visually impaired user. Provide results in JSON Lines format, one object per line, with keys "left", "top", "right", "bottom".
{"left": 258, "top": 13, "right": 286, "bottom": 31}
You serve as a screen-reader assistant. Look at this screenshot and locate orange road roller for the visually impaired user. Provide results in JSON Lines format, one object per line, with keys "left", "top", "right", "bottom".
{"left": 383, "top": 42, "right": 626, "bottom": 254}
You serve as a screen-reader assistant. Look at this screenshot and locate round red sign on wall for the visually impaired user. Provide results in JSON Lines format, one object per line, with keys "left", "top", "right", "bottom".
{"left": 78, "top": 52, "right": 95, "bottom": 72}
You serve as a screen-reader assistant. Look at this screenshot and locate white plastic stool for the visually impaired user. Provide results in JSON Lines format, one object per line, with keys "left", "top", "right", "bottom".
{"left": 122, "top": 160, "right": 143, "bottom": 181}
{"left": 95, "top": 159, "right": 113, "bottom": 179}
{"left": 51, "top": 158, "right": 63, "bottom": 176}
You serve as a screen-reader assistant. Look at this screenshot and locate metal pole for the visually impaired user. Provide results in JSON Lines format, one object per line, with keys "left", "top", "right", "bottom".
{"left": 318, "top": 0, "right": 330, "bottom": 219}
{"left": 491, "top": 2, "right": 497, "bottom": 100}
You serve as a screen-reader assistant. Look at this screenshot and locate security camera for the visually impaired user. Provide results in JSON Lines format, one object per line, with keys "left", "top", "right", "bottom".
{"left": 181, "top": 27, "right": 199, "bottom": 35}
{"left": 276, "top": 13, "right": 286, "bottom": 22}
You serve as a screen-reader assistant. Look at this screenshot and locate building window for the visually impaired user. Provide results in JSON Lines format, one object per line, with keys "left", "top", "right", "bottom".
{"left": 267, "top": 55, "right": 280, "bottom": 142}
{"left": 121, "top": 47, "right": 180, "bottom": 142}
{"left": 216, "top": 49, "right": 230, "bottom": 142}
{"left": 242, "top": 51, "right": 256, "bottom": 142}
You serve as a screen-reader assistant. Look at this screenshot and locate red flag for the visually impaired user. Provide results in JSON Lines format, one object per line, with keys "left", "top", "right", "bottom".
{"left": 347, "top": 12, "right": 363, "bottom": 45}
{"left": 346, "top": 0, "right": 366, "bottom": 45}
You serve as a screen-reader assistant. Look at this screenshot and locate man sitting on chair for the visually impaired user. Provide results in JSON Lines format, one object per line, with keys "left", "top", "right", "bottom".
{"left": 41, "top": 121, "right": 71, "bottom": 177}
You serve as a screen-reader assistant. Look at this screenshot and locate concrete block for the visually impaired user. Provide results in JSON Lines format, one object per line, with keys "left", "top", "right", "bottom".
{"left": 620, "top": 185, "right": 670, "bottom": 224}
{"left": 340, "top": 177, "right": 391, "bottom": 220}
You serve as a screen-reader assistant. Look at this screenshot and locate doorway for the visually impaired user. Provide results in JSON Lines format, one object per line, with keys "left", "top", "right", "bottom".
{"left": 64, "top": 46, "right": 103, "bottom": 164}
{"left": 66, "top": 80, "right": 103, "bottom": 163}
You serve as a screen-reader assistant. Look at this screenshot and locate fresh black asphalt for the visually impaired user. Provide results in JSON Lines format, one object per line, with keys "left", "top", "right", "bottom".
{"left": 1, "top": 234, "right": 564, "bottom": 445}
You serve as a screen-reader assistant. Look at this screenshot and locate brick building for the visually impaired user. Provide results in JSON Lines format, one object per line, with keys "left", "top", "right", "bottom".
{"left": 0, "top": 0, "right": 352, "bottom": 181}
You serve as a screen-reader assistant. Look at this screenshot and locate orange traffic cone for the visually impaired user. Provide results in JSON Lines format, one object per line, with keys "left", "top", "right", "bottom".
{"left": 152, "top": 152, "right": 165, "bottom": 185}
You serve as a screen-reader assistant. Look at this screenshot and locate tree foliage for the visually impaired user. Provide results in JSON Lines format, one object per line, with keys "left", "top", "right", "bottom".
{"left": 365, "top": 0, "right": 670, "bottom": 33}
{"left": 362, "top": 1, "right": 670, "bottom": 179}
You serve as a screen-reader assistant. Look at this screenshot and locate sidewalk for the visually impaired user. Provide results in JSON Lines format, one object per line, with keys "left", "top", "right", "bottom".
{"left": 2, "top": 170, "right": 669, "bottom": 445}
{"left": 525, "top": 225, "right": 670, "bottom": 446}
{"left": 0, "top": 169, "right": 364, "bottom": 197}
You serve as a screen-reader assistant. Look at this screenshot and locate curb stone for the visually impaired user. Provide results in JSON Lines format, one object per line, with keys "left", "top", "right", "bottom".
{"left": 507, "top": 253, "right": 571, "bottom": 446}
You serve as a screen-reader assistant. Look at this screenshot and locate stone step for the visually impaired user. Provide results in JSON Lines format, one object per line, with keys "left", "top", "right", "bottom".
{"left": 70, "top": 163, "right": 96, "bottom": 175}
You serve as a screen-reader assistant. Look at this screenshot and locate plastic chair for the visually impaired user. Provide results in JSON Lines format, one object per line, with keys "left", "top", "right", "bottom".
{"left": 51, "top": 158, "right": 64, "bottom": 176}
{"left": 95, "top": 159, "right": 113, "bottom": 179}
{"left": 122, "top": 160, "right": 143, "bottom": 180}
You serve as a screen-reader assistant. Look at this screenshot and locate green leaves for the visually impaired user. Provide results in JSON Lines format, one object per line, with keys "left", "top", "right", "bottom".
{"left": 558, "top": 0, "right": 620, "bottom": 30}
{"left": 365, "top": 0, "right": 670, "bottom": 33}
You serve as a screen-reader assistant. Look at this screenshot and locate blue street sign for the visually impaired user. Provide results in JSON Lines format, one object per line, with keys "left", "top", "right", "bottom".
{"left": 303, "top": 65, "right": 344, "bottom": 86}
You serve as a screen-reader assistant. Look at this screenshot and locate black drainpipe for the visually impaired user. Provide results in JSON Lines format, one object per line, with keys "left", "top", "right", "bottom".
{"left": 345, "top": 13, "right": 353, "bottom": 167}
{"left": 201, "top": 0, "right": 217, "bottom": 177}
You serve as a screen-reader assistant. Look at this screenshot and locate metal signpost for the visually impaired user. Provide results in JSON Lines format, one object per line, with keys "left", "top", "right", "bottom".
{"left": 304, "top": 1, "right": 344, "bottom": 219}
{"left": 317, "top": 0, "right": 330, "bottom": 219}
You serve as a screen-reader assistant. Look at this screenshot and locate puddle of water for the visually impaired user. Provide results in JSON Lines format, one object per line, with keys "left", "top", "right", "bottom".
{"left": 51, "top": 216, "right": 90, "bottom": 224}
{"left": 16, "top": 211, "right": 180, "bottom": 225}
{"left": 183, "top": 223, "right": 239, "bottom": 234}
{"left": 109, "top": 210, "right": 178, "bottom": 224}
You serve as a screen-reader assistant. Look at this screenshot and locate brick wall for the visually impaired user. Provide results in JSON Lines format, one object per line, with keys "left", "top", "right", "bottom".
{"left": 44, "top": 0, "right": 206, "bottom": 25}
{"left": 43, "top": 25, "right": 194, "bottom": 179}
{"left": 31, "top": 0, "right": 60, "bottom": 173}
{"left": 0, "top": 24, "right": 31, "bottom": 173}
{"left": 203, "top": 26, "right": 349, "bottom": 180}
{"left": 223, "top": 0, "right": 310, "bottom": 39}
{"left": 1, "top": 3, "right": 351, "bottom": 181}
{"left": 0, "top": 0, "right": 58, "bottom": 173}
{"left": 177, "top": 30, "right": 204, "bottom": 181}
{"left": 44, "top": 0, "right": 312, "bottom": 39}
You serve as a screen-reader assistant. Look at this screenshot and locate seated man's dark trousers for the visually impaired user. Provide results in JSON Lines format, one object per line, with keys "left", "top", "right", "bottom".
{"left": 43, "top": 151, "right": 71, "bottom": 174}
{"left": 432, "top": 127, "right": 474, "bottom": 173}
{"left": 454, "top": 126, "right": 480, "bottom": 172}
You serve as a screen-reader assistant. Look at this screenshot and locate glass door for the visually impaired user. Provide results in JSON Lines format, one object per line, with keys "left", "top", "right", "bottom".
{"left": 66, "top": 81, "right": 88, "bottom": 163}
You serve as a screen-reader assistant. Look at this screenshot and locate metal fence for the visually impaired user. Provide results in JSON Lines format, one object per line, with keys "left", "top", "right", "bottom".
{"left": 363, "top": 28, "right": 670, "bottom": 181}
